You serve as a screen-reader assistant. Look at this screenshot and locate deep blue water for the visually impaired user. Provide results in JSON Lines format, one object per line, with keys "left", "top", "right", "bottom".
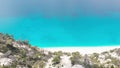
{"left": 0, "top": 0, "right": 120, "bottom": 47}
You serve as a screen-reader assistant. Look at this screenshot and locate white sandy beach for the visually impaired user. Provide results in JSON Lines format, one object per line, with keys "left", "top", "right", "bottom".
{"left": 44, "top": 46, "right": 120, "bottom": 55}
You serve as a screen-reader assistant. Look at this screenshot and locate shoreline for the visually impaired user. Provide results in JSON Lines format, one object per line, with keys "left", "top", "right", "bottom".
{"left": 43, "top": 46, "right": 120, "bottom": 55}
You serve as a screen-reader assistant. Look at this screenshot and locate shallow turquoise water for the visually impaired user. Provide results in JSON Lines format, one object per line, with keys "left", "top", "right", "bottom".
{"left": 0, "top": 0, "right": 120, "bottom": 47}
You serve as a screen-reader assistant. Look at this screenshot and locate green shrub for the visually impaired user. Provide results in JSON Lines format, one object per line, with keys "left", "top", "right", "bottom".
{"left": 54, "top": 51, "right": 63, "bottom": 56}
{"left": 52, "top": 56, "right": 61, "bottom": 65}
{"left": 70, "top": 52, "right": 82, "bottom": 65}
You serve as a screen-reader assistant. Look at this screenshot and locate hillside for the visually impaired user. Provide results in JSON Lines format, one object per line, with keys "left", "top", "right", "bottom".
{"left": 0, "top": 33, "right": 120, "bottom": 68}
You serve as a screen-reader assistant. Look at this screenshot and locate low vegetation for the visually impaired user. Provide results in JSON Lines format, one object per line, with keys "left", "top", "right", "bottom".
{"left": 0, "top": 33, "right": 120, "bottom": 68}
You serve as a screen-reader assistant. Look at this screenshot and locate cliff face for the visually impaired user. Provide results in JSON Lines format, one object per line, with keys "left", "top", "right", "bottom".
{"left": 0, "top": 33, "right": 120, "bottom": 68}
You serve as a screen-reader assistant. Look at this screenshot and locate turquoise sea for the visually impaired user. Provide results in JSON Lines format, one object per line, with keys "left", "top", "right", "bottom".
{"left": 0, "top": 0, "right": 120, "bottom": 47}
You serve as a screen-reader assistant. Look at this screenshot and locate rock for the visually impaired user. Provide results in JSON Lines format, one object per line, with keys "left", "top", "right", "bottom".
{"left": 0, "top": 58, "right": 12, "bottom": 66}
{"left": 72, "top": 65, "right": 84, "bottom": 68}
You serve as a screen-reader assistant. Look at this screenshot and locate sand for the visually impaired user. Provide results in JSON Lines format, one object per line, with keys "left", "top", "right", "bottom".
{"left": 44, "top": 46, "right": 120, "bottom": 55}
